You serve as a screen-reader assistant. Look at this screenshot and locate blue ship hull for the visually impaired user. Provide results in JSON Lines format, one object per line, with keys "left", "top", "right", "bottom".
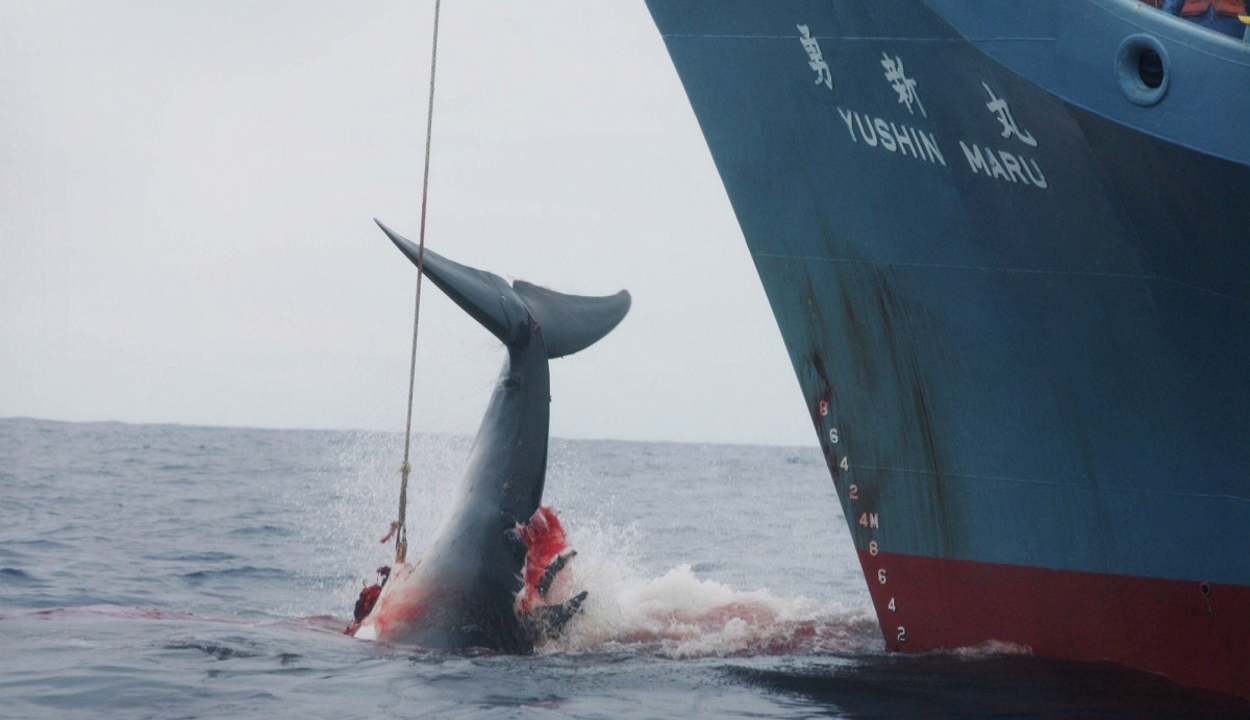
{"left": 645, "top": 0, "right": 1250, "bottom": 696}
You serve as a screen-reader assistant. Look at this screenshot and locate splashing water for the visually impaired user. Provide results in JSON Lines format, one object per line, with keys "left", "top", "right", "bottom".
{"left": 328, "top": 433, "right": 881, "bottom": 657}
{"left": 541, "top": 561, "right": 880, "bottom": 658}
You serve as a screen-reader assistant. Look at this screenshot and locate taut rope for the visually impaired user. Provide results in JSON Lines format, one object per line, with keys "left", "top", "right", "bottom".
{"left": 394, "top": 0, "right": 442, "bottom": 565}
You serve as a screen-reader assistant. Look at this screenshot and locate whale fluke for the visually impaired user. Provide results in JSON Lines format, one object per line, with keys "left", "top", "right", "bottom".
{"left": 374, "top": 219, "right": 630, "bottom": 356}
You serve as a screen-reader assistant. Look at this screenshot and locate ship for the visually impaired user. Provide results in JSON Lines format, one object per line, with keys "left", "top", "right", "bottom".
{"left": 643, "top": 0, "right": 1250, "bottom": 698}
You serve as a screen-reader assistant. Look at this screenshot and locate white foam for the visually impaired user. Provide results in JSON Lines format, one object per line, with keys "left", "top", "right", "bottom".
{"left": 539, "top": 562, "right": 881, "bottom": 658}
{"left": 948, "top": 639, "right": 1033, "bottom": 658}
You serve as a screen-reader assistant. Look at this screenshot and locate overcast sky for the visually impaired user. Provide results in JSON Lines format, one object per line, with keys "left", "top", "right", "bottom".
{"left": 0, "top": 1, "right": 816, "bottom": 447}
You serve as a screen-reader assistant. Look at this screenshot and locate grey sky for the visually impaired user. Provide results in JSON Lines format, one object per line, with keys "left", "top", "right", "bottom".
{"left": 1, "top": 1, "right": 815, "bottom": 447}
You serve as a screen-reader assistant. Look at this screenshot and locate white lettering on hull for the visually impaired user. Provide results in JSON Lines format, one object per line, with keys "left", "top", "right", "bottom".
{"left": 837, "top": 107, "right": 946, "bottom": 167}
{"left": 958, "top": 141, "right": 1048, "bottom": 189}
{"left": 797, "top": 25, "right": 833, "bottom": 90}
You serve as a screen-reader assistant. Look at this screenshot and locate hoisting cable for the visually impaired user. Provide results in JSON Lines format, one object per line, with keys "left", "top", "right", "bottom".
{"left": 393, "top": 0, "right": 443, "bottom": 566}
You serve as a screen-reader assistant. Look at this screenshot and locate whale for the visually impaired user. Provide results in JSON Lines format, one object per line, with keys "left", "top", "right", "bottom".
{"left": 351, "top": 220, "right": 630, "bottom": 652}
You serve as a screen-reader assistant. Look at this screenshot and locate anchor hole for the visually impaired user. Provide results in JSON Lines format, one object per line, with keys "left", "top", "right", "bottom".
{"left": 1115, "top": 34, "right": 1170, "bottom": 106}
{"left": 1137, "top": 48, "right": 1164, "bottom": 89}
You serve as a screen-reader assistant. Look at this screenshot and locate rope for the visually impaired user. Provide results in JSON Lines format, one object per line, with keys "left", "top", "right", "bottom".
{"left": 395, "top": 0, "right": 442, "bottom": 565}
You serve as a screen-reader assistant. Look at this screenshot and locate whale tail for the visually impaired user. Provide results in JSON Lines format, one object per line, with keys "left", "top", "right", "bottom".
{"left": 375, "top": 219, "right": 630, "bottom": 358}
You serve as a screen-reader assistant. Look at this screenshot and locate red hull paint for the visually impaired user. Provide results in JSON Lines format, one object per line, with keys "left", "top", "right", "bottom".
{"left": 860, "top": 550, "right": 1250, "bottom": 698}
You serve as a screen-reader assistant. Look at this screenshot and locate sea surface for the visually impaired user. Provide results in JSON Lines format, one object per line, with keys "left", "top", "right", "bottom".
{"left": 1, "top": 417, "right": 1245, "bottom": 719}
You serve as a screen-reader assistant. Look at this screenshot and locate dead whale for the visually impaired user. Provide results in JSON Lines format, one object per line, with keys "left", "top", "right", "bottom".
{"left": 351, "top": 220, "right": 630, "bottom": 652}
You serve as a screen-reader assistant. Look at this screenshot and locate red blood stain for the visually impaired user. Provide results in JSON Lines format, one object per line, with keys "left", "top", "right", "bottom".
{"left": 515, "top": 506, "right": 571, "bottom": 613}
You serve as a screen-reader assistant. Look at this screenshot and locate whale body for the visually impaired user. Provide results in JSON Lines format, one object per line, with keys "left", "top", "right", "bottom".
{"left": 352, "top": 220, "right": 630, "bottom": 652}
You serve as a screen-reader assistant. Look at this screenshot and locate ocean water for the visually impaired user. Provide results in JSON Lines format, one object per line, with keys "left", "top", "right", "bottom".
{"left": 1, "top": 417, "right": 1245, "bottom": 719}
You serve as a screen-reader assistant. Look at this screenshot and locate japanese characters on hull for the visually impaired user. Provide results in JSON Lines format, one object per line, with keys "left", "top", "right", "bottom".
{"left": 961, "top": 82, "right": 1047, "bottom": 188}
{"left": 795, "top": 24, "right": 1047, "bottom": 190}
{"left": 797, "top": 25, "right": 833, "bottom": 90}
